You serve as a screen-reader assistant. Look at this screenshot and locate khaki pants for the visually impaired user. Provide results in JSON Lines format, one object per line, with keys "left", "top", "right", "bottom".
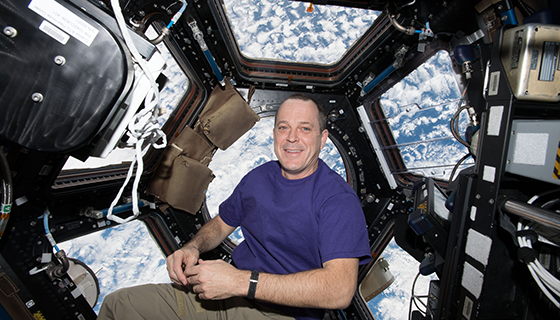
{"left": 97, "top": 283, "right": 295, "bottom": 320}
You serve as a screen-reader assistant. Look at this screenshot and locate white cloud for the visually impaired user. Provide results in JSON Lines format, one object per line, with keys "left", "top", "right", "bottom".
{"left": 223, "top": 0, "right": 379, "bottom": 64}
{"left": 368, "top": 239, "right": 436, "bottom": 320}
{"left": 378, "top": 50, "right": 471, "bottom": 180}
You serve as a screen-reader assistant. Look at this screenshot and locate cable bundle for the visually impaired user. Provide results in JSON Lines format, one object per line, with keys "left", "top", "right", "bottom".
{"left": 517, "top": 222, "right": 560, "bottom": 308}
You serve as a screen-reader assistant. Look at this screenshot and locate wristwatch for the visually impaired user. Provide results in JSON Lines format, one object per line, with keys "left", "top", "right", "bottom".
{"left": 247, "top": 270, "right": 259, "bottom": 299}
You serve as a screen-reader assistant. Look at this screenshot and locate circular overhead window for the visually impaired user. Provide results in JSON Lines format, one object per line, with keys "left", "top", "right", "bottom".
{"left": 204, "top": 116, "right": 348, "bottom": 245}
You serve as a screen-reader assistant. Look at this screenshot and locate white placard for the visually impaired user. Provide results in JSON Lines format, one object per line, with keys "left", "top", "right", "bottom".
{"left": 488, "top": 71, "right": 500, "bottom": 96}
{"left": 483, "top": 165, "right": 496, "bottom": 183}
{"left": 512, "top": 133, "right": 549, "bottom": 166}
{"left": 470, "top": 206, "right": 477, "bottom": 221}
{"left": 466, "top": 228, "right": 492, "bottom": 266}
{"left": 38, "top": 20, "right": 69, "bottom": 45}
{"left": 462, "top": 261, "right": 484, "bottom": 299}
{"left": 29, "top": 0, "right": 99, "bottom": 46}
{"left": 487, "top": 106, "right": 504, "bottom": 137}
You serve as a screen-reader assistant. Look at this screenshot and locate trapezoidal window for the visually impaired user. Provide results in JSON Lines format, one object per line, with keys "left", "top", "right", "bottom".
{"left": 223, "top": 0, "right": 380, "bottom": 65}
{"left": 378, "top": 50, "right": 473, "bottom": 181}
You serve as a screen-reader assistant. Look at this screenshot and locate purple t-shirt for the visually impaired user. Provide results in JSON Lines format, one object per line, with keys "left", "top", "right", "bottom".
{"left": 219, "top": 160, "right": 371, "bottom": 320}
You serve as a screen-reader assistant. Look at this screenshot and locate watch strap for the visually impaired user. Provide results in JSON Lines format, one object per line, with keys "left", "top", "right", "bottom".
{"left": 247, "top": 270, "right": 259, "bottom": 300}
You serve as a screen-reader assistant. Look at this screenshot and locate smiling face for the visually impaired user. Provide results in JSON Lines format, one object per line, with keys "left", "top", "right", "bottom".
{"left": 273, "top": 98, "right": 328, "bottom": 180}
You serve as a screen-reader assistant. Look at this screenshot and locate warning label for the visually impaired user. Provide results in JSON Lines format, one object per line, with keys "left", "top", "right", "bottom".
{"left": 554, "top": 139, "right": 560, "bottom": 180}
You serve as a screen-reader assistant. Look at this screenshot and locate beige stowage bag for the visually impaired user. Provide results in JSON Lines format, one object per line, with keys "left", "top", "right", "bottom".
{"left": 146, "top": 78, "right": 259, "bottom": 214}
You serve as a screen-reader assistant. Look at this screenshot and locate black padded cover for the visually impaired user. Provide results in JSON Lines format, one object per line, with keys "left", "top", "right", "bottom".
{"left": 0, "top": 0, "right": 132, "bottom": 152}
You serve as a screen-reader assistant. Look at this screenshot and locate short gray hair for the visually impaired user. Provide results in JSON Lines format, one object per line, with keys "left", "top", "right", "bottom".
{"left": 276, "top": 94, "right": 327, "bottom": 132}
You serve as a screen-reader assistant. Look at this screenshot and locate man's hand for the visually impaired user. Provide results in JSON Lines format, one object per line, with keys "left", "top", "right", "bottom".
{"left": 182, "top": 257, "right": 359, "bottom": 309}
{"left": 166, "top": 215, "right": 236, "bottom": 286}
{"left": 166, "top": 246, "right": 200, "bottom": 286}
{"left": 185, "top": 259, "right": 249, "bottom": 300}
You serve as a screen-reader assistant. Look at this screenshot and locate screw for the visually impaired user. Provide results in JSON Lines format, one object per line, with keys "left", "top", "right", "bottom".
{"left": 3, "top": 26, "right": 17, "bottom": 38}
{"left": 54, "top": 55, "right": 66, "bottom": 66}
{"left": 31, "top": 93, "right": 43, "bottom": 103}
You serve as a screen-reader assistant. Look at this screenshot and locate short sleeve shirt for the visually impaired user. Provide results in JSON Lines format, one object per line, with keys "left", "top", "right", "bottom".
{"left": 219, "top": 160, "right": 371, "bottom": 319}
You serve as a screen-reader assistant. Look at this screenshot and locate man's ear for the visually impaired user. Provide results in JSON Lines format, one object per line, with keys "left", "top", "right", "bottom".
{"left": 320, "top": 129, "right": 328, "bottom": 149}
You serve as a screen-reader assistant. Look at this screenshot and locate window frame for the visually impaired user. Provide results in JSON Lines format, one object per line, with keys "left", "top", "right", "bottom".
{"left": 360, "top": 44, "right": 470, "bottom": 187}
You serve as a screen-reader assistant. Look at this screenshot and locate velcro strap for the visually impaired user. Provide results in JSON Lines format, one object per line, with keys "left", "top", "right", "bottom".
{"left": 516, "top": 229, "right": 539, "bottom": 243}
{"left": 518, "top": 247, "right": 537, "bottom": 264}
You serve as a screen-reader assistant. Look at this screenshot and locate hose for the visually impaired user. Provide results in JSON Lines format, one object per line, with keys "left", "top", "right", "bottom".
{"left": 0, "top": 148, "right": 12, "bottom": 238}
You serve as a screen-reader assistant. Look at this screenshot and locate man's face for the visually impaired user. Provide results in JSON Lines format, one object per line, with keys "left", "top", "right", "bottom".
{"left": 273, "top": 99, "right": 328, "bottom": 180}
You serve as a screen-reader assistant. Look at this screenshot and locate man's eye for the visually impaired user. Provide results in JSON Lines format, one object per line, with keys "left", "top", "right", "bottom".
{"left": 302, "top": 127, "right": 310, "bottom": 131}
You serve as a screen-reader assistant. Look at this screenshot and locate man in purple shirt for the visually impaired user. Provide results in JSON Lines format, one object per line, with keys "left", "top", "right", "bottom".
{"left": 98, "top": 94, "right": 371, "bottom": 320}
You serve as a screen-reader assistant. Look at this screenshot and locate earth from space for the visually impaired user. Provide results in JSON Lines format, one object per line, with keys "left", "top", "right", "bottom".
{"left": 60, "top": 116, "right": 435, "bottom": 319}
{"left": 57, "top": 0, "right": 452, "bottom": 318}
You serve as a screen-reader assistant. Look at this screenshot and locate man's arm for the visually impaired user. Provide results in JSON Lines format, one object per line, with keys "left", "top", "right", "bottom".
{"left": 183, "top": 214, "right": 235, "bottom": 254}
{"left": 167, "top": 215, "right": 235, "bottom": 286}
{"left": 256, "top": 258, "right": 359, "bottom": 309}
{"left": 187, "top": 257, "right": 359, "bottom": 310}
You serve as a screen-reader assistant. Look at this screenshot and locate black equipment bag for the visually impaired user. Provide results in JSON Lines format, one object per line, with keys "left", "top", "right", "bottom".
{"left": 0, "top": 0, "right": 134, "bottom": 153}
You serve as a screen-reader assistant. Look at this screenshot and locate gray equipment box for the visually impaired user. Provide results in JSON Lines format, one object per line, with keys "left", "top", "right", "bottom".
{"left": 505, "top": 120, "right": 560, "bottom": 186}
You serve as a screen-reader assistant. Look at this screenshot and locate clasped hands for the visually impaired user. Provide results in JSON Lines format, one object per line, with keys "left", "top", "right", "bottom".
{"left": 166, "top": 246, "right": 247, "bottom": 300}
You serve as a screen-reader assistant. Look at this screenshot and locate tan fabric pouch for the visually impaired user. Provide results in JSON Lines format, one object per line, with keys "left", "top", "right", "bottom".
{"left": 198, "top": 78, "right": 260, "bottom": 150}
{"left": 162, "top": 155, "right": 214, "bottom": 214}
{"left": 146, "top": 78, "right": 257, "bottom": 214}
{"left": 146, "top": 127, "right": 215, "bottom": 214}
{"left": 172, "top": 126, "right": 215, "bottom": 163}
{"left": 147, "top": 151, "right": 214, "bottom": 214}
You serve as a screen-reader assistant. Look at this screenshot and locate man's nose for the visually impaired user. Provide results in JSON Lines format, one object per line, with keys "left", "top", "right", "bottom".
{"left": 286, "top": 129, "right": 298, "bottom": 142}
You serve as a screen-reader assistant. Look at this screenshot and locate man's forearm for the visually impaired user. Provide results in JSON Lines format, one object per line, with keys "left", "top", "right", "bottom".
{"left": 185, "top": 215, "right": 235, "bottom": 254}
{"left": 242, "top": 258, "right": 359, "bottom": 310}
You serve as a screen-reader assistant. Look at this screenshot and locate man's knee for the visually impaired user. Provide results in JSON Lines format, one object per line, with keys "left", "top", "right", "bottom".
{"left": 98, "top": 285, "right": 161, "bottom": 320}
{"left": 101, "top": 289, "right": 118, "bottom": 305}
{"left": 97, "top": 288, "right": 130, "bottom": 319}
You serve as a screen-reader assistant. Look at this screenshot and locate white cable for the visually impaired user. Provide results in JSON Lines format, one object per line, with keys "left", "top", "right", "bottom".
{"left": 524, "top": 240, "right": 560, "bottom": 295}
{"left": 531, "top": 251, "right": 560, "bottom": 294}
{"left": 527, "top": 262, "right": 560, "bottom": 308}
{"left": 107, "top": 0, "right": 167, "bottom": 223}
{"left": 517, "top": 222, "right": 560, "bottom": 308}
